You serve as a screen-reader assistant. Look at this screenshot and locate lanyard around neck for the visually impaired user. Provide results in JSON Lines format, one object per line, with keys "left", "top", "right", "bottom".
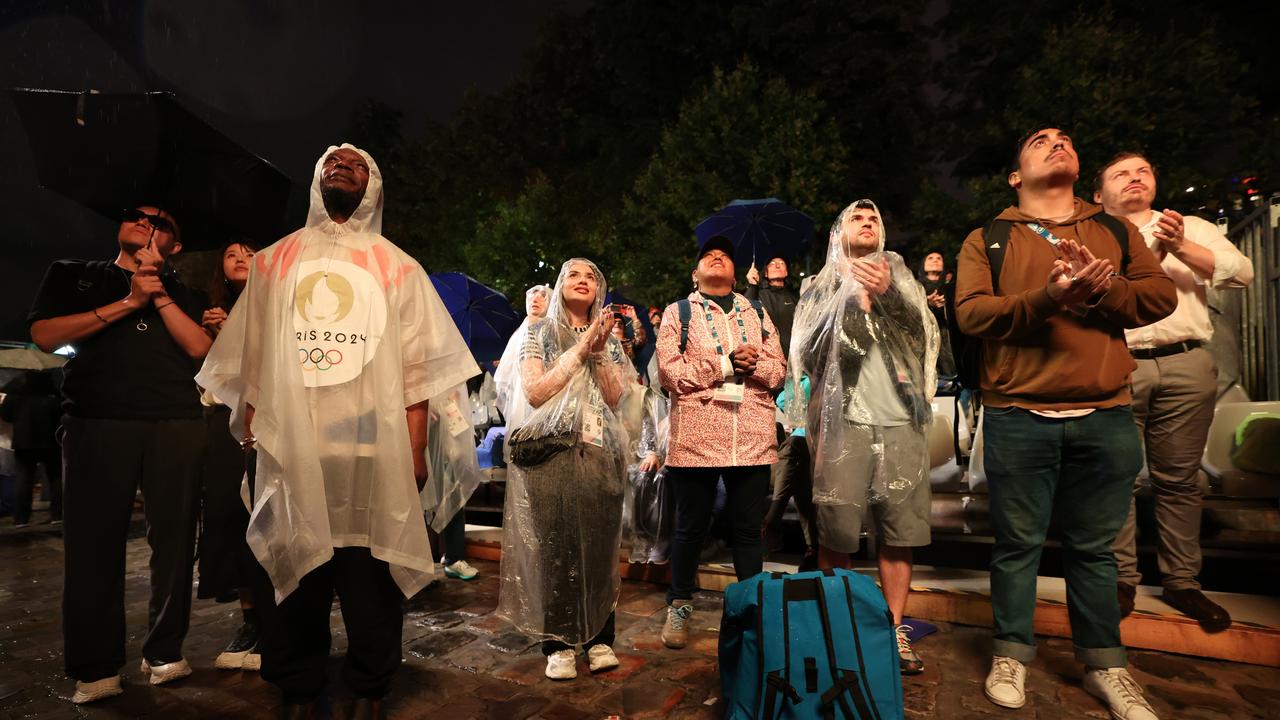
{"left": 700, "top": 294, "right": 749, "bottom": 356}
{"left": 1026, "top": 222, "right": 1068, "bottom": 247}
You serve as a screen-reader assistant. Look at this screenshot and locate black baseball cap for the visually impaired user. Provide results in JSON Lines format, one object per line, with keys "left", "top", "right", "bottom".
{"left": 697, "top": 234, "right": 735, "bottom": 261}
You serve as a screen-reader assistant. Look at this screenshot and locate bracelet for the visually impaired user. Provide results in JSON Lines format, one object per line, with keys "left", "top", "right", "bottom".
{"left": 155, "top": 300, "right": 175, "bottom": 310}
{"left": 92, "top": 308, "right": 109, "bottom": 324}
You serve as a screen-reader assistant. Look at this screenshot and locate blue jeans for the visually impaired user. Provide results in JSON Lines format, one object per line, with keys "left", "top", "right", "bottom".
{"left": 983, "top": 406, "right": 1142, "bottom": 668}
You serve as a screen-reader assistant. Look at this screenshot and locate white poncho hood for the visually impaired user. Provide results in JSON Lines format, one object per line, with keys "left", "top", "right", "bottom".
{"left": 197, "top": 144, "right": 478, "bottom": 600}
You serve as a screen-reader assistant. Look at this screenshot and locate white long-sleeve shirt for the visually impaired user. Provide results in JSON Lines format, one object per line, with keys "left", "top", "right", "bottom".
{"left": 1125, "top": 214, "right": 1253, "bottom": 350}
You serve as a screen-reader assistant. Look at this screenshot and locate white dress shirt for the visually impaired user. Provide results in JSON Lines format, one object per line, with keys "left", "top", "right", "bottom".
{"left": 1124, "top": 213, "right": 1253, "bottom": 350}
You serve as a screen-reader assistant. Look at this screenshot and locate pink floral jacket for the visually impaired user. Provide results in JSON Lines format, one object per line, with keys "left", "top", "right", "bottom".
{"left": 657, "top": 292, "right": 786, "bottom": 468}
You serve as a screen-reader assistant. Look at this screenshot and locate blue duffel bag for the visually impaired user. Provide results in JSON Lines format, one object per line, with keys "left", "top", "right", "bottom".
{"left": 719, "top": 568, "right": 904, "bottom": 719}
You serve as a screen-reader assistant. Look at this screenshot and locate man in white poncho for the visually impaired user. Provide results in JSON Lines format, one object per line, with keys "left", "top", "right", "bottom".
{"left": 196, "top": 144, "right": 477, "bottom": 718}
{"left": 789, "top": 199, "right": 939, "bottom": 676}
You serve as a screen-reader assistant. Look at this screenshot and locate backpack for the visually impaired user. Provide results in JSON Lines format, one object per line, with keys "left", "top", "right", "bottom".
{"left": 719, "top": 568, "right": 904, "bottom": 720}
{"left": 948, "top": 213, "right": 1131, "bottom": 391}
{"left": 676, "top": 296, "right": 770, "bottom": 354}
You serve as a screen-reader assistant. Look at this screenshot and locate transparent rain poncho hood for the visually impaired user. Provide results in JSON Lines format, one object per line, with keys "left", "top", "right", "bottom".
{"left": 494, "top": 284, "right": 550, "bottom": 446}
{"left": 497, "top": 258, "right": 631, "bottom": 645}
{"left": 787, "top": 199, "right": 939, "bottom": 515}
{"left": 197, "top": 144, "right": 479, "bottom": 601}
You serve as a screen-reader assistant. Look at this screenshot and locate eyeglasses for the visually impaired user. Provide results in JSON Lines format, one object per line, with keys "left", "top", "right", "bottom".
{"left": 121, "top": 208, "right": 176, "bottom": 234}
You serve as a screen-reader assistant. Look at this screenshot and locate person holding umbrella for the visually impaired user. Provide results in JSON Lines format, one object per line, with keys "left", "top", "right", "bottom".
{"left": 28, "top": 205, "right": 212, "bottom": 703}
{"left": 745, "top": 255, "right": 798, "bottom": 353}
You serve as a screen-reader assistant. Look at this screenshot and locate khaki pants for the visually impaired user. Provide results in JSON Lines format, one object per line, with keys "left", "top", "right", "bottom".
{"left": 1114, "top": 347, "right": 1217, "bottom": 590}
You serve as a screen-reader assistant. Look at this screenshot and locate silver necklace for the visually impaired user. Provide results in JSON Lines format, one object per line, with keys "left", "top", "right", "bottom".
{"left": 114, "top": 263, "right": 149, "bottom": 332}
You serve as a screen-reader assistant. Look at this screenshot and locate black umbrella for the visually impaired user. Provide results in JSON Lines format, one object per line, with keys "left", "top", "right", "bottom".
{"left": 7, "top": 88, "right": 292, "bottom": 249}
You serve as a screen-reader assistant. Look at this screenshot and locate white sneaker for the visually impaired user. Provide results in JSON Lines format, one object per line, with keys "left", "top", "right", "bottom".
{"left": 71, "top": 675, "right": 123, "bottom": 704}
{"left": 139, "top": 658, "right": 192, "bottom": 686}
{"left": 443, "top": 559, "right": 479, "bottom": 580}
{"left": 241, "top": 652, "right": 261, "bottom": 671}
{"left": 1083, "top": 667, "right": 1160, "bottom": 720}
{"left": 587, "top": 644, "right": 619, "bottom": 673}
{"left": 544, "top": 649, "right": 577, "bottom": 680}
{"left": 984, "top": 656, "right": 1027, "bottom": 709}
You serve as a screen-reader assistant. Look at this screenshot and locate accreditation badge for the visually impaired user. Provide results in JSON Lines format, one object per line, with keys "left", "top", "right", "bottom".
{"left": 713, "top": 381, "right": 745, "bottom": 404}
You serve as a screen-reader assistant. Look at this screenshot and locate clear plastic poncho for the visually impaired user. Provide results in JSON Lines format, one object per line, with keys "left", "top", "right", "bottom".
{"left": 494, "top": 285, "right": 550, "bottom": 422}
{"left": 787, "top": 200, "right": 939, "bottom": 543}
{"left": 496, "top": 258, "right": 631, "bottom": 645}
{"left": 420, "top": 382, "right": 485, "bottom": 533}
{"left": 623, "top": 386, "right": 673, "bottom": 564}
{"left": 196, "top": 144, "right": 479, "bottom": 601}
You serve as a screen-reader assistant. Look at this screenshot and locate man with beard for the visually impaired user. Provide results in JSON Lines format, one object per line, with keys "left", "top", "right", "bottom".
{"left": 29, "top": 205, "right": 210, "bottom": 703}
{"left": 1094, "top": 152, "right": 1253, "bottom": 632}
{"left": 198, "top": 145, "right": 477, "bottom": 720}
{"left": 956, "top": 128, "right": 1175, "bottom": 718}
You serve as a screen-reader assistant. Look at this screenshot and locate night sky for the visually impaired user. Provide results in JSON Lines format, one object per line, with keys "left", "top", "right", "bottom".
{"left": 0, "top": 0, "right": 589, "bottom": 341}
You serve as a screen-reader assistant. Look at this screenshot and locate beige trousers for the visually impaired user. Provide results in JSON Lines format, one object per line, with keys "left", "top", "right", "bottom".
{"left": 1114, "top": 347, "right": 1217, "bottom": 590}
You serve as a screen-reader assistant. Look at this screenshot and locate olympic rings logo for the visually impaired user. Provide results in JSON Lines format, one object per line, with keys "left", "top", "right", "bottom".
{"left": 298, "top": 347, "right": 344, "bottom": 371}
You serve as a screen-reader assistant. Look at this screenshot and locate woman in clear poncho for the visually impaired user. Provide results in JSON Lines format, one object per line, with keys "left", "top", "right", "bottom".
{"left": 494, "top": 284, "right": 550, "bottom": 455}
{"left": 497, "top": 258, "right": 630, "bottom": 681}
{"left": 788, "top": 199, "right": 939, "bottom": 673}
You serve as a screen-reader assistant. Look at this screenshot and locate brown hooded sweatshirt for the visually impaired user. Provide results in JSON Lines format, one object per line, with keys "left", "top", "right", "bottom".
{"left": 955, "top": 198, "right": 1176, "bottom": 411}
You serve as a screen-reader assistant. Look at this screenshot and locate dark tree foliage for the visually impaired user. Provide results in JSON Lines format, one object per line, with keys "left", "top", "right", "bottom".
{"left": 345, "top": 0, "right": 1276, "bottom": 306}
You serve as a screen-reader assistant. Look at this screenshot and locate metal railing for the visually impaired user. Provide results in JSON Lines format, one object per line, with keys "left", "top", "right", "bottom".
{"left": 1221, "top": 195, "right": 1280, "bottom": 401}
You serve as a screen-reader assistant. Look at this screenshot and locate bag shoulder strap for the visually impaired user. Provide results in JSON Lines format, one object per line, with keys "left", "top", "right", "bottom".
{"left": 745, "top": 296, "right": 771, "bottom": 341}
{"left": 981, "top": 214, "right": 1129, "bottom": 297}
{"left": 982, "top": 218, "right": 1013, "bottom": 294}
{"left": 679, "top": 296, "right": 770, "bottom": 354}
{"left": 1093, "top": 212, "right": 1131, "bottom": 272}
{"left": 677, "top": 298, "right": 692, "bottom": 354}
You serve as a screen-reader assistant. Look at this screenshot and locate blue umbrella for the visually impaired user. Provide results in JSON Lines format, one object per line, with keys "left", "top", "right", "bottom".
{"left": 429, "top": 272, "right": 521, "bottom": 369}
{"left": 694, "top": 198, "right": 815, "bottom": 269}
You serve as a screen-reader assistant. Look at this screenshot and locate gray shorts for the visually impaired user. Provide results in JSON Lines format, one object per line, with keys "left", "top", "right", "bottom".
{"left": 814, "top": 422, "right": 932, "bottom": 553}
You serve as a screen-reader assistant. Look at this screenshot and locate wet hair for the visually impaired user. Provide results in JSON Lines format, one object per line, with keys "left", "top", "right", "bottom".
{"left": 852, "top": 199, "right": 876, "bottom": 211}
{"left": 207, "top": 240, "right": 258, "bottom": 311}
{"left": 1093, "top": 151, "right": 1157, "bottom": 194}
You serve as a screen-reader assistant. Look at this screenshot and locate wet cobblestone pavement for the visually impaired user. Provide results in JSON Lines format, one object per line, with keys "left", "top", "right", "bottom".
{"left": 1, "top": 522, "right": 1276, "bottom": 718}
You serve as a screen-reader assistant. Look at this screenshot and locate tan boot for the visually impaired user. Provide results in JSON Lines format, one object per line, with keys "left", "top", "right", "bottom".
{"left": 662, "top": 602, "right": 694, "bottom": 649}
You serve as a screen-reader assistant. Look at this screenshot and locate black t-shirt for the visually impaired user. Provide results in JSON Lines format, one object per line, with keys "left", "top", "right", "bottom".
{"left": 27, "top": 260, "right": 208, "bottom": 420}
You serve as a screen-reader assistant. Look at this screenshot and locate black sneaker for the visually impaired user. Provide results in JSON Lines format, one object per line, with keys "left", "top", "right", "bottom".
{"left": 215, "top": 622, "right": 260, "bottom": 670}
